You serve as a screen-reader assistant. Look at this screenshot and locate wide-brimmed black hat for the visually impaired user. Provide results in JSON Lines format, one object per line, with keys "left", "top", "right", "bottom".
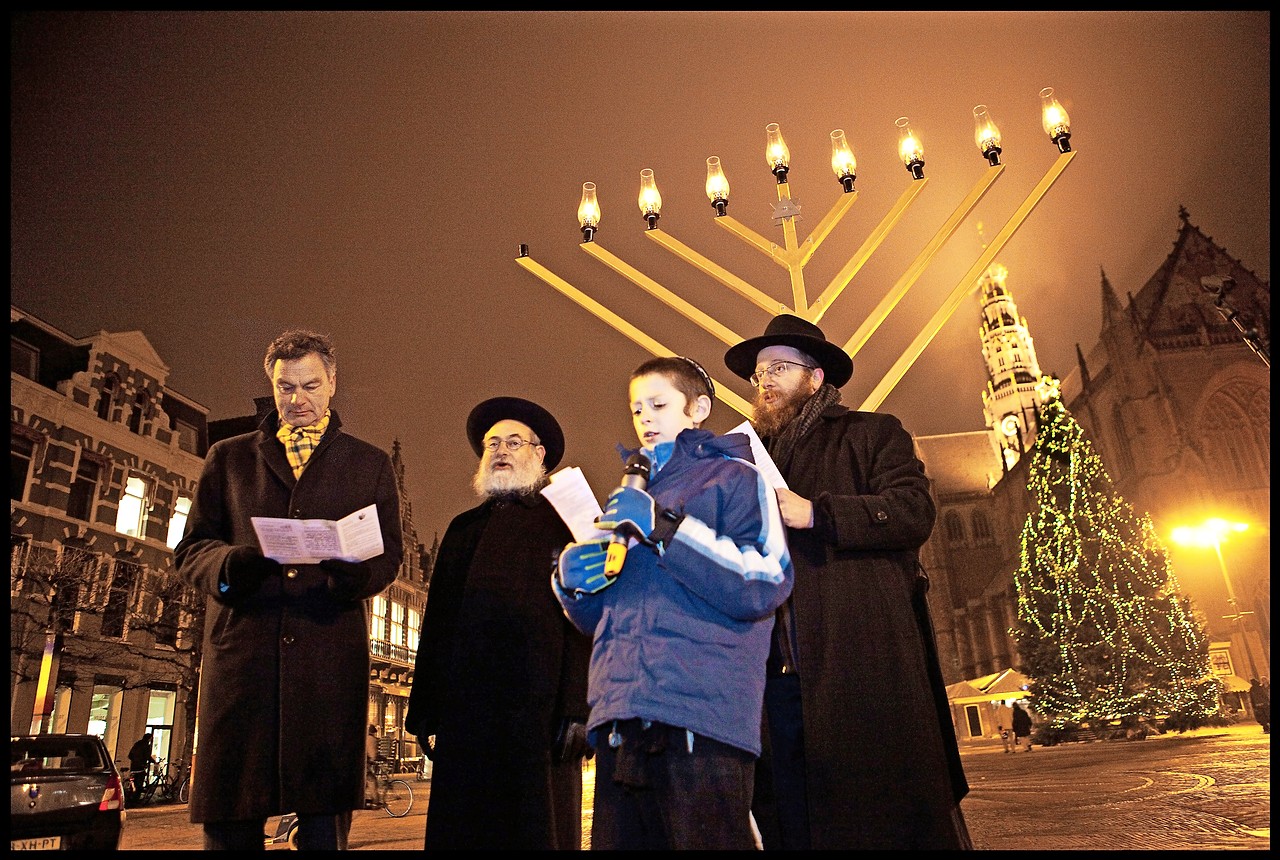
{"left": 466, "top": 396, "right": 565, "bottom": 470}
{"left": 724, "top": 314, "right": 854, "bottom": 388}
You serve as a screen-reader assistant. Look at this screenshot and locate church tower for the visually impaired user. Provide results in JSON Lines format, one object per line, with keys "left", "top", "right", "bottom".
{"left": 978, "top": 260, "right": 1044, "bottom": 473}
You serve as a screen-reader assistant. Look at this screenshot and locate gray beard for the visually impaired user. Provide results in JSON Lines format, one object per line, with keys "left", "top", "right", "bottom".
{"left": 752, "top": 385, "right": 811, "bottom": 438}
{"left": 473, "top": 457, "right": 547, "bottom": 499}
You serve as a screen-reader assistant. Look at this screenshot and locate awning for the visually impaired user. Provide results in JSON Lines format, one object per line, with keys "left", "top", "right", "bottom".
{"left": 1218, "top": 674, "right": 1252, "bottom": 693}
{"left": 947, "top": 668, "right": 1032, "bottom": 705}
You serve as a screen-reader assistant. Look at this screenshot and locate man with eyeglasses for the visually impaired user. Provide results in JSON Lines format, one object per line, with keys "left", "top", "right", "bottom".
{"left": 724, "top": 315, "right": 972, "bottom": 850}
{"left": 406, "top": 397, "right": 592, "bottom": 850}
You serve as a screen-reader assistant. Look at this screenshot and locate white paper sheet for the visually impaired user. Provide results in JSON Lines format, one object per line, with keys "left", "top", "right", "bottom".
{"left": 540, "top": 466, "right": 612, "bottom": 543}
{"left": 727, "top": 420, "right": 788, "bottom": 490}
{"left": 251, "top": 503, "right": 384, "bottom": 564}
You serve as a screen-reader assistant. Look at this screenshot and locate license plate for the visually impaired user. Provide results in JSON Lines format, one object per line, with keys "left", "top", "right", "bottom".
{"left": 11, "top": 836, "right": 62, "bottom": 850}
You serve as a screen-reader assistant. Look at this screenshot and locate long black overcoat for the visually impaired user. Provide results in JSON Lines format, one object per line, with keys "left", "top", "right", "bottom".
{"left": 753, "top": 404, "right": 969, "bottom": 849}
{"left": 406, "top": 492, "right": 591, "bottom": 849}
{"left": 175, "top": 411, "right": 402, "bottom": 822}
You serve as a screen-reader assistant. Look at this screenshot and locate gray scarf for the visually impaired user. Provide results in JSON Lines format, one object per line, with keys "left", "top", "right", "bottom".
{"left": 763, "top": 383, "right": 843, "bottom": 474}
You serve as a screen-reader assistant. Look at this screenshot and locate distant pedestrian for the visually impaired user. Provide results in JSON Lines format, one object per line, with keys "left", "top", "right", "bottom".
{"left": 998, "top": 725, "right": 1014, "bottom": 754}
{"left": 365, "top": 725, "right": 380, "bottom": 808}
{"left": 1248, "top": 678, "right": 1269, "bottom": 733}
{"left": 1012, "top": 703, "right": 1033, "bottom": 752}
{"left": 127, "top": 732, "right": 156, "bottom": 798}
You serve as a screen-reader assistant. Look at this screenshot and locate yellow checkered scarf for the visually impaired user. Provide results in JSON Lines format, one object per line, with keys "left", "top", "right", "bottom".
{"left": 276, "top": 411, "right": 331, "bottom": 478}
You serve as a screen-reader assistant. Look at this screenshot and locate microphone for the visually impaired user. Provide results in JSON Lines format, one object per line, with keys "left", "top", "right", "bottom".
{"left": 604, "top": 452, "right": 651, "bottom": 577}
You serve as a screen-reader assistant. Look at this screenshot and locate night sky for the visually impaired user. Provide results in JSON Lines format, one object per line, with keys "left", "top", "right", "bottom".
{"left": 11, "top": 11, "right": 1270, "bottom": 567}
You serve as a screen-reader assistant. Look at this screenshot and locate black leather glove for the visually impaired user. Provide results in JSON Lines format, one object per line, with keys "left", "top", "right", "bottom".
{"left": 319, "top": 558, "right": 371, "bottom": 601}
{"left": 223, "top": 546, "right": 280, "bottom": 594}
{"left": 552, "top": 718, "right": 593, "bottom": 764}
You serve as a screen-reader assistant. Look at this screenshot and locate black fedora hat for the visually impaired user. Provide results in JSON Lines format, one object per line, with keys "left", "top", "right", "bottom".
{"left": 724, "top": 314, "right": 854, "bottom": 388}
{"left": 466, "top": 396, "right": 565, "bottom": 470}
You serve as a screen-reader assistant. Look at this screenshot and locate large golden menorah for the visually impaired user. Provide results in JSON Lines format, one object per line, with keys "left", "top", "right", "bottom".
{"left": 517, "top": 88, "right": 1077, "bottom": 420}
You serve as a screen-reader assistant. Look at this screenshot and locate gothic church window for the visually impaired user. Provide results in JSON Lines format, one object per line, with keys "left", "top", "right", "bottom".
{"left": 1110, "top": 405, "right": 1135, "bottom": 475}
{"left": 971, "top": 510, "right": 994, "bottom": 544}
{"left": 945, "top": 511, "right": 966, "bottom": 543}
{"left": 1197, "top": 387, "right": 1264, "bottom": 484}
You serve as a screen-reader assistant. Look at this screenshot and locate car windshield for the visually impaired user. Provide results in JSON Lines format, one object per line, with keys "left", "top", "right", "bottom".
{"left": 10, "top": 737, "right": 105, "bottom": 773}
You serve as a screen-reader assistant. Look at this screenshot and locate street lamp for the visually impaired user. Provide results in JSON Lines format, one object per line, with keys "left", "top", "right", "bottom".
{"left": 1170, "top": 518, "right": 1259, "bottom": 680}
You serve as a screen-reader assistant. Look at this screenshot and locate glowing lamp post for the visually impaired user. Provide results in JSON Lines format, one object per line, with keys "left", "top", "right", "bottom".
{"left": 1170, "top": 518, "right": 1259, "bottom": 679}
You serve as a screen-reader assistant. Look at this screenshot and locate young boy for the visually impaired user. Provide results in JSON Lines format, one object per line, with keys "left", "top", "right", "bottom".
{"left": 554, "top": 355, "right": 794, "bottom": 850}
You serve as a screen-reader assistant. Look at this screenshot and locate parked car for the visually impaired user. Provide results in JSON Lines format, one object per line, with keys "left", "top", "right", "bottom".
{"left": 10, "top": 733, "right": 126, "bottom": 850}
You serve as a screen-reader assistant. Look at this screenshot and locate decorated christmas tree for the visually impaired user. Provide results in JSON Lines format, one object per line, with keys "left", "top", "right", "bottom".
{"left": 1012, "top": 377, "right": 1221, "bottom": 732}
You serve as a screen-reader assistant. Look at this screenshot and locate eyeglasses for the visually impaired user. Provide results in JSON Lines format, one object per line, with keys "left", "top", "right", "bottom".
{"left": 750, "top": 360, "right": 817, "bottom": 388}
{"left": 483, "top": 438, "right": 541, "bottom": 453}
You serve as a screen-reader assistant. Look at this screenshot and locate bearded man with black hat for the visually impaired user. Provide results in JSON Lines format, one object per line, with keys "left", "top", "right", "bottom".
{"left": 725, "top": 315, "right": 972, "bottom": 850}
{"left": 406, "top": 396, "right": 592, "bottom": 850}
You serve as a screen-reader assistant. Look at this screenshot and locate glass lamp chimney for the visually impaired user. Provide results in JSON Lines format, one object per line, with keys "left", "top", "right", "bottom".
{"left": 577, "top": 181, "right": 600, "bottom": 242}
{"left": 638, "top": 168, "right": 662, "bottom": 230}
{"left": 896, "top": 116, "right": 925, "bottom": 180}
{"left": 705, "top": 156, "right": 730, "bottom": 216}
{"left": 830, "top": 129, "right": 857, "bottom": 193}
{"left": 765, "top": 122, "right": 791, "bottom": 183}
{"left": 973, "top": 105, "right": 1003, "bottom": 166}
{"left": 1039, "top": 87, "right": 1072, "bottom": 153}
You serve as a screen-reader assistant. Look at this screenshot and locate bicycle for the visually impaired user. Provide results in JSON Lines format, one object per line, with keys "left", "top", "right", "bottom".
{"left": 155, "top": 760, "right": 190, "bottom": 804}
{"left": 367, "top": 760, "right": 413, "bottom": 817}
{"left": 129, "top": 758, "right": 167, "bottom": 805}
{"left": 177, "top": 765, "right": 191, "bottom": 804}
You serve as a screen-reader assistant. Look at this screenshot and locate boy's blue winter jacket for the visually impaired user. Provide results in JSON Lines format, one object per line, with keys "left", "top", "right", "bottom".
{"left": 554, "top": 427, "right": 794, "bottom": 756}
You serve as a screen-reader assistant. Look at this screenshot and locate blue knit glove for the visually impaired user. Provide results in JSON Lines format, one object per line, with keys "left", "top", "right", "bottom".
{"left": 557, "top": 540, "right": 616, "bottom": 596}
{"left": 597, "top": 486, "right": 657, "bottom": 544}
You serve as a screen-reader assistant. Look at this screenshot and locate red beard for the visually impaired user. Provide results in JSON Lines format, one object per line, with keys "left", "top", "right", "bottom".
{"left": 752, "top": 383, "right": 812, "bottom": 437}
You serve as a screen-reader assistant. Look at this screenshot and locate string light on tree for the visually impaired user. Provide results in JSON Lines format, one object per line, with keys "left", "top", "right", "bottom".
{"left": 1012, "top": 376, "right": 1221, "bottom": 732}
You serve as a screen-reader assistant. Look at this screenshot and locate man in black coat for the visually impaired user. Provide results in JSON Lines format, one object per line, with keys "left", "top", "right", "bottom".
{"left": 176, "top": 330, "right": 402, "bottom": 850}
{"left": 1011, "top": 702, "right": 1034, "bottom": 752}
{"left": 126, "top": 732, "right": 155, "bottom": 799}
{"left": 725, "top": 314, "right": 972, "bottom": 850}
{"left": 406, "top": 396, "right": 592, "bottom": 849}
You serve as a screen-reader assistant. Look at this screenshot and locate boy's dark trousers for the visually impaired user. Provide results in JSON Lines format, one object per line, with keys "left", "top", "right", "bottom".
{"left": 590, "top": 718, "right": 756, "bottom": 850}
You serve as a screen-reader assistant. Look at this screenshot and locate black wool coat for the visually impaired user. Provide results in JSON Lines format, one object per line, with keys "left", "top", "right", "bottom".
{"left": 175, "top": 411, "right": 402, "bottom": 822}
{"left": 753, "top": 404, "right": 970, "bottom": 850}
{"left": 406, "top": 492, "right": 591, "bottom": 850}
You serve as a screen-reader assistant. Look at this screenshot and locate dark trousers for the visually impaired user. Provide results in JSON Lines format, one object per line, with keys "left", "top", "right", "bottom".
{"left": 761, "top": 673, "right": 811, "bottom": 850}
{"left": 592, "top": 719, "right": 756, "bottom": 850}
{"left": 203, "top": 812, "right": 351, "bottom": 850}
